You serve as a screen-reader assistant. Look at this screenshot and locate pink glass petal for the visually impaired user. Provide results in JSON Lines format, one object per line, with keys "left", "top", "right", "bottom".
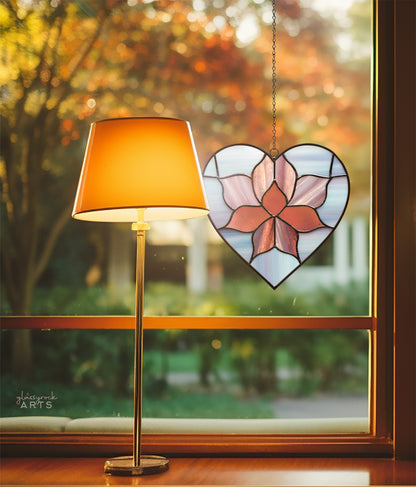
{"left": 252, "top": 155, "right": 274, "bottom": 201}
{"left": 279, "top": 205, "right": 325, "bottom": 232}
{"left": 289, "top": 175, "right": 329, "bottom": 208}
{"left": 275, "top": 218, "right": 299, "bottom": 258}
{"left": 275, "top": 155, "right": 297, "bottom": 201}
{"left": 226, "top": 205, "right": 270, "bottom": 232}
{"left": 262, "top": 182, "right": 287, "bottom": 216}
{"left": 252, "top": 217, "right": 275, "bottom": 258}
{"left": 221, "top": 175, "right": 259, "bottom": 209}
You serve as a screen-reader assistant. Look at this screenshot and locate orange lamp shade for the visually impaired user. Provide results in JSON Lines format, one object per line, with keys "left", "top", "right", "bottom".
{"left": 72, "top": 117, "right": 209, "bottom": 222}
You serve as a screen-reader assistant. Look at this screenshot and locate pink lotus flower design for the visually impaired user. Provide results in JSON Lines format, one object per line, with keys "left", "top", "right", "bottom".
{"left": 203, "top": 143, "right": 349, "bottom": 288}
{"left": 221, "top": 154, "right": 329, "bottom": 262}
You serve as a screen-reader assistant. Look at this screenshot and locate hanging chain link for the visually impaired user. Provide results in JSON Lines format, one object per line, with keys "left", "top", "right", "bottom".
{"left": 270, "top": 0, "right": 279, "bottom": 159}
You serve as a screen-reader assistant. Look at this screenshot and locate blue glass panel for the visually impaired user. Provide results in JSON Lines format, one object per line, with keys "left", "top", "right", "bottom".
{"left": 297, "top": 227, "right": 333, "bottom": 263}
{"left": 204, "top": 178, "right": 233, "bottom": 228}
{"left": 218, "top": 228, "right": 253, "bottom": 262}
{"left": 330, "top": 156, "right": 347, "bottom": 177}
{"left": 204, "top": 157, "right": 218, "bottom": 177}
{"left": 317, "top": 176, "right": 349, "bottom": 227}
{"left": 251, "top": 248, "right": 299, "bottom": 288}
{"left": 284, "top": 145, "right": 332, "bottom": 178}
{"left": 216, "top": 145, "right": 264, "bottom": 177}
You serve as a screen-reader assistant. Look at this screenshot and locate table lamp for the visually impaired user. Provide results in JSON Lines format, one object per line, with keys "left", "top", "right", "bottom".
{"left": 72, "top": 117, "right": 209, "bottom": 476}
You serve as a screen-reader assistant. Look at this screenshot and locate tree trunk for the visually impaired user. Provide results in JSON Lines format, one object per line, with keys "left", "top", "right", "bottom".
{"left": 11, "top": 330, "right": 33, "bottom": 381}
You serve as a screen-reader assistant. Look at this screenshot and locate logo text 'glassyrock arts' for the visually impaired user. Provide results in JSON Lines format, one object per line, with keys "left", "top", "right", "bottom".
{"left": 16, "top": 391, "right": 58, "bottom": 409}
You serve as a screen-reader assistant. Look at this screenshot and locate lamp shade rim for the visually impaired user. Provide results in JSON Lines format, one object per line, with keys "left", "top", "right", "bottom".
{"left": 92, "top": 116, "right": 190, "bottom": 125}
{"left": 72, "top": 205, "right": 209, "bottom": 222}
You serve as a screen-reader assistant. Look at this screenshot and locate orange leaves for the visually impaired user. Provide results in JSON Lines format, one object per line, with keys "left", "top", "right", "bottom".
{"left": 62, "top": 119, "right": 73, "bottom": 131}
{"left": 204, "top": 36, "right": 219, "bottom": 49}
{"left": 3, "top": 0, "right": 371, "bottom": 205}
{"left": 194, "top": 60, "right": 207, "bottom": 73}
{"left": 61, "top": 136, "right": 71, "bottom": 146}
{"left": 59, "top": 65, "right": 71, "bottom": 80}
{"left": 279, "top": 0, "right": 302, "bottom": 19}
{"left": 61, "top": 119, "right": 79, "bottom": 146}
{"left": 228, "top": 83, "right": 242, "bottom": 101}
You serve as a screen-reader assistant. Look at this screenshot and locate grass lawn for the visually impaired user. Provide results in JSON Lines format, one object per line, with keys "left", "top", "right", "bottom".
{"left": 1, "top": 375, "right": 274, "bottom": 419}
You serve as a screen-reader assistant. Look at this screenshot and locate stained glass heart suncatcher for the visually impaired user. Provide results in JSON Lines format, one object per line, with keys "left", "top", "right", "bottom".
{"left": 202, "top": 144, "right": 350, "bottom": 289}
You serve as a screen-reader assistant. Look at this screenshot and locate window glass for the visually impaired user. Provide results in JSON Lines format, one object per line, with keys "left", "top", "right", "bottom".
{"left": 0, "top": 329, "right": 368, "bottom": 430}
{"left": 0, "top": 0, "right": 372, "bottom": 317}
{"left": 0, "top": 0, "right": 372, "bottom": 435}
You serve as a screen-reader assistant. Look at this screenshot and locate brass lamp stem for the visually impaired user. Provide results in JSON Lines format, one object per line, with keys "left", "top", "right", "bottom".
{"left": 103, "top": 217, "right": 169, "bottom": 476}
{"left": 133, "top": 224, "right": 148, "bottom": 466}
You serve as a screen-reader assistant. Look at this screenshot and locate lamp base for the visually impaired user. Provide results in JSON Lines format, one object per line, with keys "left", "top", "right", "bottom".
{"left": 104, "top": 455, "right": 169, "bottom": 476}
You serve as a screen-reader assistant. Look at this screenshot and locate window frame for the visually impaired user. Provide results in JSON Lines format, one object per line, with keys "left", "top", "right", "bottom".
{"left": 1, "top": 0, "right": 414, "bottom": 459}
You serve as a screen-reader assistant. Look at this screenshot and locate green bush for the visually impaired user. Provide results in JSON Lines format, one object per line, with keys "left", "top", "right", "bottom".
{"left": 9, "top": 277, "right": 369, "bottom": 317}
{"left": 1, "top": 279, "right": 369, "bottom": 403}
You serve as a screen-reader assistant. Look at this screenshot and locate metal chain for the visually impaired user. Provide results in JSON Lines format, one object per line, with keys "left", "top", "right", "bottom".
{"left": 270, "top": 0, "right": 279, "bottom": 159}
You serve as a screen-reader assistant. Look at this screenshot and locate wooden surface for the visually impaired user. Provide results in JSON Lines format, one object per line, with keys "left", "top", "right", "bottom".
{"left": 1, "top": 457, "right": 415, "bottom": 485}
{"left": 1, "top": 316, "right": 373, "bottom": 330}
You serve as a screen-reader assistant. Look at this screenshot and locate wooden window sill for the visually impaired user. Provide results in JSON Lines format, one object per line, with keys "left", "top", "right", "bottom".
{"left": 1, "top": 457, "right": 416, "bottom": 485}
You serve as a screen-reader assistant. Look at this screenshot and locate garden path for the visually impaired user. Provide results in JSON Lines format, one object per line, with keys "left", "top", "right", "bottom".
{"left": 166, "top": 371, "right": 368, "bottom": 419}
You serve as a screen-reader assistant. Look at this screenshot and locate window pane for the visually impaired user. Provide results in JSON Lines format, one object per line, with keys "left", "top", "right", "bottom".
{"left": 0, "top": 329, "right": 368, "bottom": 433}
{"left": 0, "top": 0, "right": 372, "bottom": 317}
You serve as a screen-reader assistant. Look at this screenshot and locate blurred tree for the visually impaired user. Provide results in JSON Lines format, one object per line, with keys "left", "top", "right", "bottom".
{"left": 278, "top": 329, "right": 368, "bottom": 396}
{"left": 0, "top": 0, "right": 125, "bottom": 376}
{"left": 1, "top": 1, "right": 122, "bottom": 315}
{"left": 230, "top": 332, "right": 277, "bottom": 394}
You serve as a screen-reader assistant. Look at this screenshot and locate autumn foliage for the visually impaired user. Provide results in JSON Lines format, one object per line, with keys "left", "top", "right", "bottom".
{"left": 0, "top": 0, "right": 371, "bottom": 315}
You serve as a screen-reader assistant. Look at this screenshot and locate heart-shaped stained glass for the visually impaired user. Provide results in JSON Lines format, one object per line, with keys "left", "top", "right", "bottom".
{"left": 202, "top": 144, "right": 350, "bottom": 289}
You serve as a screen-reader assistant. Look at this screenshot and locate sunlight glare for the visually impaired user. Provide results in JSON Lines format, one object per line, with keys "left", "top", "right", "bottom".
{"left": 236, "top": 14, "right": 260, "bottom": 45}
